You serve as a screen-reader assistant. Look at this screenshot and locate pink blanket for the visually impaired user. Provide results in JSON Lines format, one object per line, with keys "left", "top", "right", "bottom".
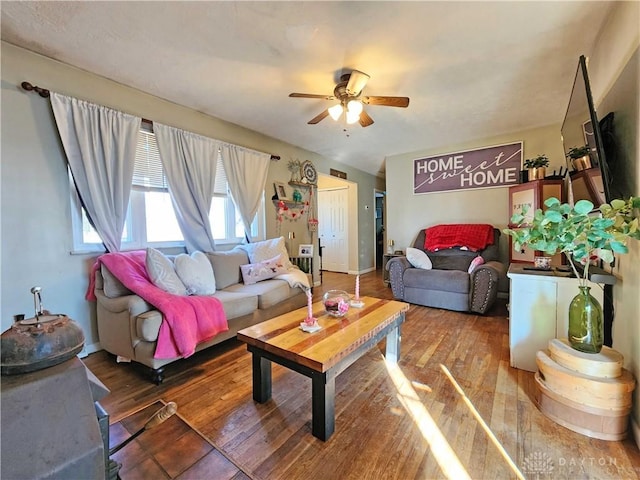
{"left": 86, "top": 250, "right": 228, "bottom": 359}
{"left": 424, "top": 224, "right": 494, "bottom": 252}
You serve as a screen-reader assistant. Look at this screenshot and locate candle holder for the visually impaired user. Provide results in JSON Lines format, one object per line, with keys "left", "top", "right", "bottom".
{"left": 350, "top": 298, "right": 364, "bottom": 308}
{"left": 300, "top": 319, "right": 321, "bottom": 333}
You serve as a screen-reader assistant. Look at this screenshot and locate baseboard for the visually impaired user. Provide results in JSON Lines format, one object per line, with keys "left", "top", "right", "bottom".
{"left": 79, "top": 341, "right": 102, "bottom": 358}
{"left": 348, "top": 267, "right": 375, "bottom": 275}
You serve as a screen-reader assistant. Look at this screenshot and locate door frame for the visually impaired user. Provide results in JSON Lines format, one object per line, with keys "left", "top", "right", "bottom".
{"left": 317, "top": 173, "right": 358, "bottom": 273}
{"left": 374, "top": 189, "right": 386, "bottom": 270}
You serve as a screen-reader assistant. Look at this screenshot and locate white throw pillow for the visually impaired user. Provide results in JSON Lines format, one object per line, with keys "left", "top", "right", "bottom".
{"left": 240, "top": 237, "right": 293, "bottom": 269}
{"left": 146, "top": 247, "right": 188, "bottom": 295}
{"left": 406, "top": 247, "right": 432, "bottom": 270}
{"left": 240, "top": 254, "right": 289, "bottom": 285}
{"left": 175, "top": 251, "right": 216, "bottom": 295}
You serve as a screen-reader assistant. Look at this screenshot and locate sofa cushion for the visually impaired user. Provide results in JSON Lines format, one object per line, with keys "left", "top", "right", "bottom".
{"left": 224, "top": 279, "right": 295, "bottom": 309}
{"left": 206, "top": 248, "right": 249, "bottom": 290}
{"left": 239, "top": 237, "right": 293, "bottom": 269}
{"left": 135, "top": 290, "right": 258, "bottom": 343}
{"left": 212, "top": 290, "right": 258, "bottom": 319}
{"left": 480, "top": 234, "right": 501, "bottom": 262}
{"left": 403, "top": 268, "right": 469, "bottom": 294}
{"left": 146, "top": 248, "right": 188, "bottom": 295}
{"left": 430, "top": 255, "right": 474, "bottom": 271}
{"left": 240, "top": 254, "right": 289, "bottom": 285}
{"left": 101, "top": 265, "right": 133, "bottom": 298}
{"left": 406, "top": 247, "right": 432, "bottom": 269}
{"left": 175, "top": 251, "right": 216, "bottom": 295}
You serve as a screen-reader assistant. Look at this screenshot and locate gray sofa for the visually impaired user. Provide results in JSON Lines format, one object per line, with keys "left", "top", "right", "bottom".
{"left": 94, "top": 247, "right": 306, "bottom": 383}
{"left": 386, "top": 228, "right": 506, "bottom": 314}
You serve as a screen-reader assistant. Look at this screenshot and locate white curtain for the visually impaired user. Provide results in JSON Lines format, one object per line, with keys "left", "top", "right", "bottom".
{"left": 154, "top": 123, "right": 220, "bottom": 253}
{"left": 50, "top": 93, "right": 141, "bottom": 252}
{"left": 221, "top": 144, "right": 271, "bottom": 239}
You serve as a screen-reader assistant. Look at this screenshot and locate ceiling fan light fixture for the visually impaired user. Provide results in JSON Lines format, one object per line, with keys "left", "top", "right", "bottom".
{"left": 289, "top": 69, "right": 408, "bottom": 128}
{"left": 345, "top": 70, "right": 370, "bottom": 96}
{"left": 346, "top": 110, "right": 360, "bottom": 124}
{"left": 347, "top": 99, "right": 363, "bottom": 115}
{"left": 328, "top": 103, "right": 343, "bottom": 121}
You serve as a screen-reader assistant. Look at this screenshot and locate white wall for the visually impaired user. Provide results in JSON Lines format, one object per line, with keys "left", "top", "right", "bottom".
{"left": 0, "top": 42, "right": 381, "bottom": 352}
{"left": 587, "top": 1, "right": 640, "bottom": 448}
{"left": 385, "top": 123, "right": 565, "bottom": 269}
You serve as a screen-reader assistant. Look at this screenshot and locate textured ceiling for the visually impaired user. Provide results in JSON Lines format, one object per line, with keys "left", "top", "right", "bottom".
{"left": 1, "top": 1, "right": 614, "bottom": 177}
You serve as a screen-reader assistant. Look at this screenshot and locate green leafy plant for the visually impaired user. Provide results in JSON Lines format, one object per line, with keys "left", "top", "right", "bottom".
{"left": 565, "top": 145, "right": 591, "bottom": 160}
{"left": 504, "top": 196, "right": 640, "bottom": 286}
{"left": 523, "top": 155, "right": 549, "bottom": 169}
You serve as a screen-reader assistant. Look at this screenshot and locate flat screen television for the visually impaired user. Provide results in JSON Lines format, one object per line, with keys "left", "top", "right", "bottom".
{"left": 561, "top": 55, "right": 612, "bottom": 206}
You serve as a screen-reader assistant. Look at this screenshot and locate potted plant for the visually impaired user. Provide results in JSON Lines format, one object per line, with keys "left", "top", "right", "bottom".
{"left": 566, "top": 145, "right": 592, "bottom": 171}
{"left": 504, "top": 196, "right": 640, "bottom": 353}
{"left": 523, "top": 154, "right": 549, "bottom": 180}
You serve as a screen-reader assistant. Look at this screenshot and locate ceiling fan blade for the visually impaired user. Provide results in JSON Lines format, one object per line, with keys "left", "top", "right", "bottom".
{"left": 359, "top": 109, "right": 374, "bottom": 127}
{"left": 346, "top": 70, "right": 370, "bottom": 96}
{"left": 308, "top": 109, "right": 330, "bottom": 124}
{"left": 362, "top": 96, "right": 410, "bottom": 108}
{"left": 289, "top": 93, "right": 335, "bottom": 100}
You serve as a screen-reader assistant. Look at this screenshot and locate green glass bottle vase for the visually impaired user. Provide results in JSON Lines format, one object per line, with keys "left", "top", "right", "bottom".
{"left": 568, "top": 286, "right": 603, "bottom": 353}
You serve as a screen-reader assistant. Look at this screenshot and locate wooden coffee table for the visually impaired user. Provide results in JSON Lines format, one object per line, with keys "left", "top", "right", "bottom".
{"left": 237, "top": 296, "right": 410, "bottom": 441}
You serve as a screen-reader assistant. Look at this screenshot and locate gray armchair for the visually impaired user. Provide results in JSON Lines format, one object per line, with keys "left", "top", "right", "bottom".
{"left": 386, "top": 227, "right": 506, "bottom": 314}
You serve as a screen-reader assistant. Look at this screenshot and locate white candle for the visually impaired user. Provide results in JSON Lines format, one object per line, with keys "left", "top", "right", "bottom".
{"left": 307, "top": 289, "right": 313, "bottom": 320}
{"left": 355, "top": 275, "right": 360, "bottom": 300}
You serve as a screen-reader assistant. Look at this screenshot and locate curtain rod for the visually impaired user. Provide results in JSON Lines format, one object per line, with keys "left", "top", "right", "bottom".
{"left": 20, "top": 81, "right": 281, "bottom": 161}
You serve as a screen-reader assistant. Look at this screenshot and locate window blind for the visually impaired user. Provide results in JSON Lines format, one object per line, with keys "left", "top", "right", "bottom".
{"left": 132, "top": 130, "right": 167, "bottom": 189}
{"left": 213, "top": 152, "right": 228, "bottom": 195}
{"left": 133, "top": 131, "right": 227, "bottom": 194}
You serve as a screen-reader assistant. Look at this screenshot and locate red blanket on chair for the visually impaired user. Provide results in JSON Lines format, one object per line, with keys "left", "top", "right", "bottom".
{"left": 424, "top": 224, "right": 494, "bottom": 252}
{"left": 86, "top": 250, "right": 228, "bottom": 359}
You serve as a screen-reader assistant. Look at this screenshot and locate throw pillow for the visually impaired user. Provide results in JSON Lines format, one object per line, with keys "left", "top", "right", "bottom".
{"left": 468, "top": 255, "right": 485, "bottom": 273}
{"left": 205, "top": 248, "right": 249, "bottom": 290}
{"left": 240, "top": 254, "right": 289, "bottom": 285}
{"left": 146, "top": 247, "right": 188, "bottom": 295}
{"left": 406, "top": 247, "right": 432, "bottom": 270}
{"left": 175, "top": 251, "right": 216, "bottom": 295}
{"left": 240, "top": 237, "right": 293, "bottom": 270}
{"left": 101, "top": 264, "right": 133, "bottom": 298}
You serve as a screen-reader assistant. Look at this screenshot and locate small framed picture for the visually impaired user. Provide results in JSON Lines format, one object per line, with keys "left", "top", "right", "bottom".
{"left": 298, "top": 244, "right": 314, "bottom": 257}
{"left": 274, "top": 181, "right": 289, "bottom": 201}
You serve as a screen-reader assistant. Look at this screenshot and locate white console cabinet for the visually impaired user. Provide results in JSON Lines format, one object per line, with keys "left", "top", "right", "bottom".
{"left": 507, "top": 264, "right": 605, "bottom": 372}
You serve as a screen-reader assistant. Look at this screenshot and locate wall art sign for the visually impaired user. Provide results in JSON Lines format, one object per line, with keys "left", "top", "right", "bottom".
{"left": 413, "top": 142, "right": 522, "bottom": 195}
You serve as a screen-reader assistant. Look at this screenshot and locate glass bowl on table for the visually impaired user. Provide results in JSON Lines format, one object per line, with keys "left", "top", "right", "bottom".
{"left": 322, "top": 290, "right": 351, "bottom": 317}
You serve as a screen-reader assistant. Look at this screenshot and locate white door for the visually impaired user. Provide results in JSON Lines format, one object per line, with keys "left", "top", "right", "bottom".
{"left": 318, "top": 188, "right": 349, "bottom": 273}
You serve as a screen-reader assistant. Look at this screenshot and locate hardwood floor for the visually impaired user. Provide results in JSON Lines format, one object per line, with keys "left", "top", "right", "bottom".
{"left": 84, "top": 270, "right": 640, "bottom": 479}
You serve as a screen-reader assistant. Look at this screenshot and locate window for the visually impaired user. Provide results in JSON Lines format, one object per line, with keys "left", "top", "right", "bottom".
{"left": 70, "top": 127, "right": 265, "bottom": 252}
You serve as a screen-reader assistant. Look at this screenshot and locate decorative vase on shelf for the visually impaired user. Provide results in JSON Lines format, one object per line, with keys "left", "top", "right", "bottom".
{"left": 568, "top": 286, "right": 603, "bottom": 353}
{"left": 529, "top": 166, "right": 546, "bottom": 180}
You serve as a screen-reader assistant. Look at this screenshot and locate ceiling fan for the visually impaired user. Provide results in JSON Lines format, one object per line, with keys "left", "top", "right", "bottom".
{"left": 289, "top": 70, "right": 409, "bottom": 127}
